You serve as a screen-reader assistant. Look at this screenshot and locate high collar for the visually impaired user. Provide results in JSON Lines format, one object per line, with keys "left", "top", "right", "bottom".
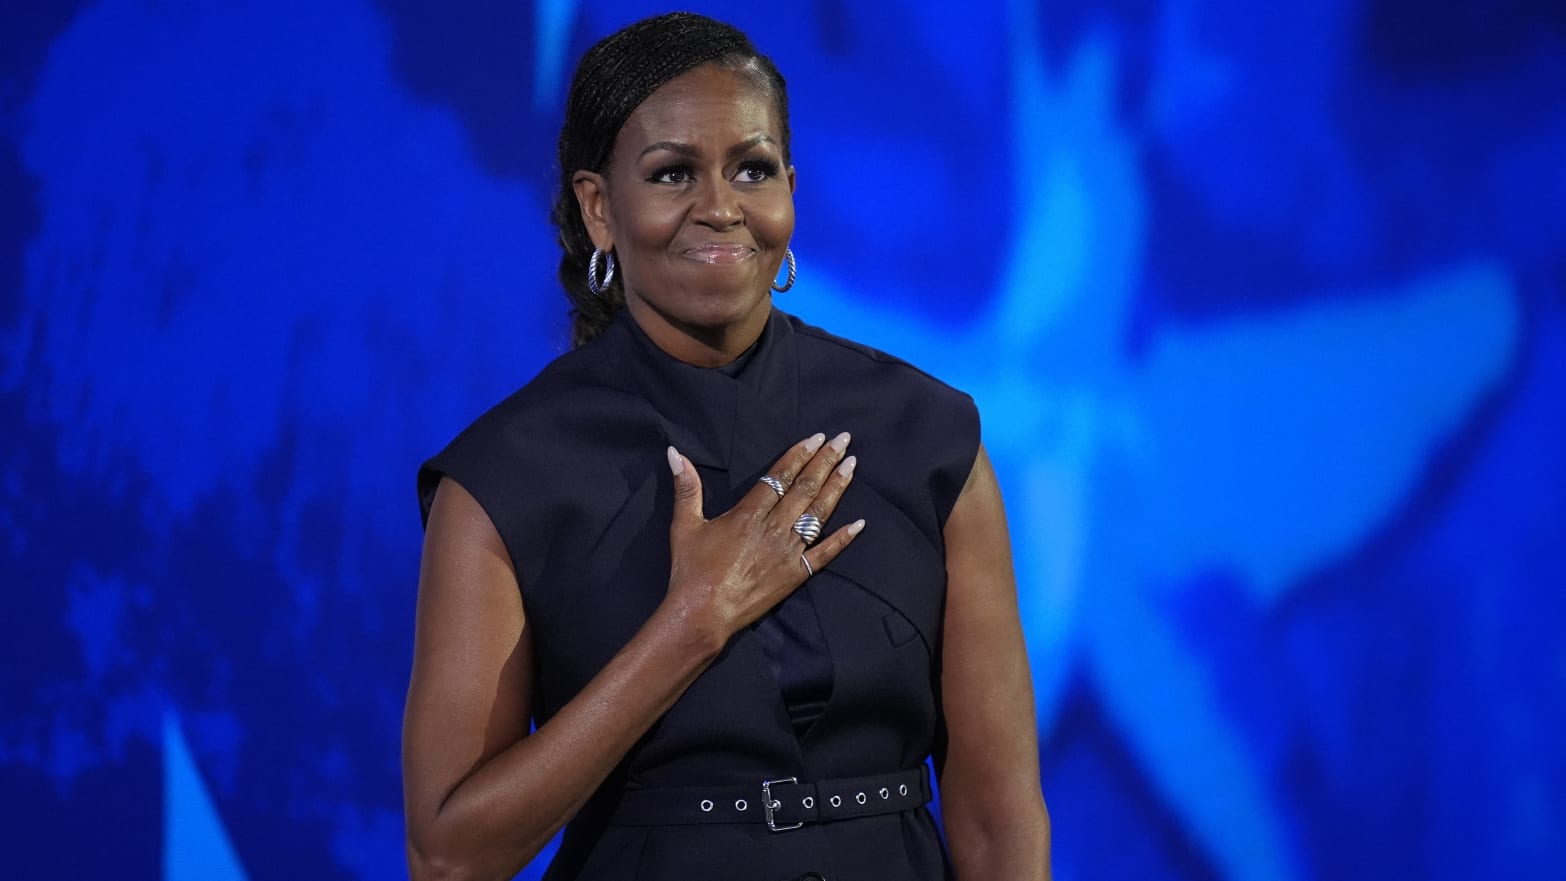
{"left": 604, "top": 305, "right": 801, "bottom": 499}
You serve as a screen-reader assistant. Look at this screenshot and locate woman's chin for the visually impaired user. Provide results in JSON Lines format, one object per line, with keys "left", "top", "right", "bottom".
{"left": 670, "top": 287, "right": 771, "bottom": 330}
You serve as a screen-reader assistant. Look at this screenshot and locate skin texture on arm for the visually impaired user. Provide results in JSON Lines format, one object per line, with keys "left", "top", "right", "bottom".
{"left": 938, "top": 444, "right": 1053, "bottom": 880}
{"left": 402, "top": 434, "right": 863, "bottom": 881}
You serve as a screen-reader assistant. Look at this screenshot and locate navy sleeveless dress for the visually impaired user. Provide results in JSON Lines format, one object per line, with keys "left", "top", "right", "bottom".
{"left": 418, "top": 306, "right": 979, "bottom": 881}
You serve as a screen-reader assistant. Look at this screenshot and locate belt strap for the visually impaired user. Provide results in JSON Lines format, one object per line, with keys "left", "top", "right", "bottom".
{"left": 608, "top": 766, "right": 931, "bottom": 831}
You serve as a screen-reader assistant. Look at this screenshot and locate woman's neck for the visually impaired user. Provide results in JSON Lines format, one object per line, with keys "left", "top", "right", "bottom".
{"left": 623, "top": 297, "right": 771, "bottom": 368}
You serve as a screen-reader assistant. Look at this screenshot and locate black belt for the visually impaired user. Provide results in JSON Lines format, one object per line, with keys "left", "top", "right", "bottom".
{"left": 607, "top": 766, "right": 931, "bottom": 832}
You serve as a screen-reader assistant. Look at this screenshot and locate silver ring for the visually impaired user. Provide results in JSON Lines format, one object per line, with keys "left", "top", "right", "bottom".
{"left": 758, "top": 475, "right": 786, "bottom": 497}
{"left": 793, "top": 513, "right": 823, "bottom": 545}
{"left": 801, "top": 554, "right": 814, "bottom": 577}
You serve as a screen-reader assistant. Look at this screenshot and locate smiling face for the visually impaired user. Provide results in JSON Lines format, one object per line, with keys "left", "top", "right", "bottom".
{"left": 574, "top": 61, "right": 796, "bottom": 366}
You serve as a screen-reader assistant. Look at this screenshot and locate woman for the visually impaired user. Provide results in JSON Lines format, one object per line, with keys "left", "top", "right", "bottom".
{"left": 404, "top": 12, "right": 1050, "bottom": 881}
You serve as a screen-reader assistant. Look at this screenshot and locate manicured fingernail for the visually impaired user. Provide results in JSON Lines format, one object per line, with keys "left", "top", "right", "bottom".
{"left": 837, "top": 455, "right": 857, "bottom": 478}
{"left": 804, "top": 433, "right": 827, "bottom": 453}
{"left": 847, "top": 519, "right": 866, "bottom": 536}
{"left": 666, "top": 445, "right": 684, "bottom": 476}
{"left": 830, "top": 432, "right": 851, "bottom": 453}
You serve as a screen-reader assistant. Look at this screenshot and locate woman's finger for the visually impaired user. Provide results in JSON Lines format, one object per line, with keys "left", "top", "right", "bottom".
{"left": 796, "top": 454, "right": 856, "bottom": 532}
{"left": 744, "top": 432, "right": 827, "bottom": 509}
{"left": 803, "top": 517, "right": 866, "bottom": 575}
{"left": 775, "top": 432, "right": 851, "bottom": 523}
{"left": 666, "top": 446, "right": 704, "bottom": 534}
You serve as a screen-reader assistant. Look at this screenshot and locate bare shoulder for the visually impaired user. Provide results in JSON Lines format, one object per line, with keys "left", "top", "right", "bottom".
{"left": 944, "top": 445, "right": 1014, "bottom": 588}
{"left": 424, "top": 476, "right": 513, "bottom": 567}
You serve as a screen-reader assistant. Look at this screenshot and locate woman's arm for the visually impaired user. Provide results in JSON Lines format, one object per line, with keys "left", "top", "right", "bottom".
{"left": 937, "top": 444, "right": 1053, "bottom": 880}
{"left": 403, "top": 433, "right": 862, "bottom": 881}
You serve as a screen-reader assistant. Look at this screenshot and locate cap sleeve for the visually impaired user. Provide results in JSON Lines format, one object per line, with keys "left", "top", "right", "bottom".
{"left": 415, "top": 409, "right": 536, "bottom": 586}
{"left": 930, "top": 390, "right": 981, "bottom": 530}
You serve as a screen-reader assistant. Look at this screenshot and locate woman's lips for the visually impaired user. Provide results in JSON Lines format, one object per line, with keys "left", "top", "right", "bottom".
{"left": 682, "top": 244, "right": 756, "bottom": 264}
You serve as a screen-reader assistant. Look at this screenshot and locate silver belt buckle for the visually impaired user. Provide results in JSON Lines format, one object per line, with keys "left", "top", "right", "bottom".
{"left": 762, "top": 777, "right": 804, "bottom": 832}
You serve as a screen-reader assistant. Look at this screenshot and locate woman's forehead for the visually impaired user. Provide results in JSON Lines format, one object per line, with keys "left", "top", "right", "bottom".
{"left": 617, "top": 64, "right": 782, "bottom": 148}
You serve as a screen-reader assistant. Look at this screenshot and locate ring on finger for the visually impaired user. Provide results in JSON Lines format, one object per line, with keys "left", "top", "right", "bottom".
{"left": 758, "top": 475, "right": 786, "bottom": 498}
{"left": 794, "top": 513, "right": 824, "bottom": 545}
{"left": 801, "top": 553, "right": 814, "bottom": 577}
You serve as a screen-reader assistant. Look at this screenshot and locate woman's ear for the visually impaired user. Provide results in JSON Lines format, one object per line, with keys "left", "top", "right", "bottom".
{"left": 573, "top": 171, "right": 613, "bottom": 251}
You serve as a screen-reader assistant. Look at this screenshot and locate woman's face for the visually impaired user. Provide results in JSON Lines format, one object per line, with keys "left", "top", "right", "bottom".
{"left": 576, "top": 62, "right": 796, "bottom": 363}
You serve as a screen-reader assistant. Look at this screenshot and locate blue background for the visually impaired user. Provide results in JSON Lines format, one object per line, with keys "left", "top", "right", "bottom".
{"left": 3, "top": 1, "right": 1564, "bottom": 879}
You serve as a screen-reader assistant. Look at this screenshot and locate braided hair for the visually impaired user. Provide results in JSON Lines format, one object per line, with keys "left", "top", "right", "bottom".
{"left": 552, "top": 12, "right": 792, "bottom": 347}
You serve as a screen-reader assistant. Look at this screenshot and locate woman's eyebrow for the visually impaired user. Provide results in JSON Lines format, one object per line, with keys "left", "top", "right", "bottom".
{"left": 637, "top": 134, "right": 777, "bottom": 160}
{"left": 725, "top": 134, "right": 777, "bottom": 157}
{"left": 638, "top": 140, "right": 699, "bottom": 159}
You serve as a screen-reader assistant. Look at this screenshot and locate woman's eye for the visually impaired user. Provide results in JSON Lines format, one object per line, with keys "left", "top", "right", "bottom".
{"left": 734, "top": 163, "right": 774, "bottom": 182}
{"left": 652, "top": 168, "right": 692, "bottom": 183}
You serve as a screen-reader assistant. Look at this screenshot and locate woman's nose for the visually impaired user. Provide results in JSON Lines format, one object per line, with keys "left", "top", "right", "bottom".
{"left": 692, "top": 177, "right": 743, "bottom": 228}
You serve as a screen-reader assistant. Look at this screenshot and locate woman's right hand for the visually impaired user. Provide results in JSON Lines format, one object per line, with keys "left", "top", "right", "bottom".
{"left": 664, "top": 431, "right": 864, "bottom": 646}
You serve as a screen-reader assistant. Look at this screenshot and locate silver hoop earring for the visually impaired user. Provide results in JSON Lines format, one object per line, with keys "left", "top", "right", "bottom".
{"left": 771, "top": 248, "right": 796, "bottom": 293}
{"left": 588, "top": 248, "right": 617, "bottom": 295}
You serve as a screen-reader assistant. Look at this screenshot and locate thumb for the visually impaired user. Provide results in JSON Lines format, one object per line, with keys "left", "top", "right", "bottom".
{"left": 667, "top": 446, "right": 704, "bottom": 526}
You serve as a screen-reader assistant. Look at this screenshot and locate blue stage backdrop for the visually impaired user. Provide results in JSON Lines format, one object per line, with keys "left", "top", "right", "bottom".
{"left": 3, "top": 1, "right": 1563, "bottom": 879}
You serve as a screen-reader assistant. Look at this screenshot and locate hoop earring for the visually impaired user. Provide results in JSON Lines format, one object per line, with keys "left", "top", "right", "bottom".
{"left": 771, "top": 248, "right": 796, "bottom": 293}
{"left": 587, "top": 248, "right": 617, "bottom": 295}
